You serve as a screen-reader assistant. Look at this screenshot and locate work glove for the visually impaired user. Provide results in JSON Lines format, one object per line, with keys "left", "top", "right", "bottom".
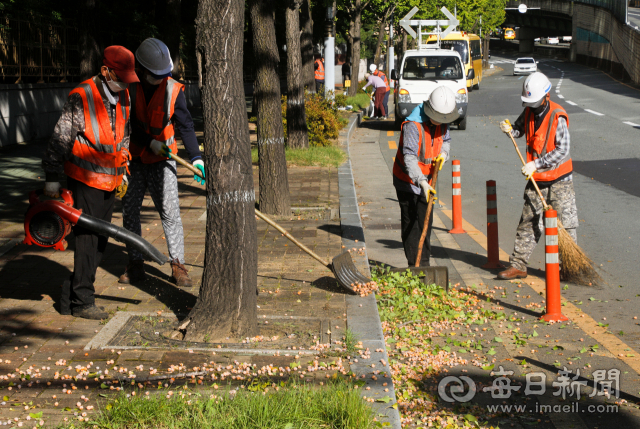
{"left": 115, "top": 175, "right": 128, "bottom": 199}
{"left": 434, "top": 153, "right": 447, "bottom": 171}
{"left": 44, "top": 181, "right": 61, "bottom": 198}
{"left": 500, "top": 120, "right": 513, "bottom": 134}
{"left": 150, "top": 139, "right": 172, "bottom": 158}
{"left": 193, "top": 160, "right": 205, "bottom": 185}
{"left": 522, "top": 161, "right": 537, "bottom": 179}
{"left": 419, "top": 179, "right": 436, "bottom": 203}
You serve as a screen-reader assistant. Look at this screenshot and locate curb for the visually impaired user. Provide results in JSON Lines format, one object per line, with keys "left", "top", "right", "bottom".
{"left": 339, "top": 113, "right": 402, "bottom": 428}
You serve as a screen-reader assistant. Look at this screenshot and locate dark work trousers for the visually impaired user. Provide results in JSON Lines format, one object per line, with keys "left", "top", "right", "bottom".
{"left": 374, "top": 87, "right": 387, "bottom": 117}
{"left": 66, "top": 177, "right": 115, "bottom": 309}
{"left": 382, "top": 90, "right": 390, "bottom": 117}
{"left": 396, "top": 189, "right": 433, "bottom": 267}
{"left": 315, "top": 79, "right": 324, "bottom": 94}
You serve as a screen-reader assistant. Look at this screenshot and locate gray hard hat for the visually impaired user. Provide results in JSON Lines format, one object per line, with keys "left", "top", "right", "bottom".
{"left": 136, "top": 38, "right": 173, "bottom": 76}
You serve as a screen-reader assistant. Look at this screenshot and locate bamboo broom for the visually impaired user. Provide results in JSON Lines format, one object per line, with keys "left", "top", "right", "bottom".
{"left": 503, "top": 125, "right": 602, "bottom": 285}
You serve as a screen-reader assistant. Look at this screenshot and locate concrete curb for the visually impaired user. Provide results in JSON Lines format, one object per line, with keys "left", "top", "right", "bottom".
{"left": 339, "top": 113, "right": 402, "bottom": 428}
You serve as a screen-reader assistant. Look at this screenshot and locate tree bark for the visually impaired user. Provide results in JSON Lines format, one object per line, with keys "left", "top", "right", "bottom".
{"left": 300, "top": 0, "right": 315, "bottom": 92}
{"left": 250, "top": 0, "right": 291, "bottom": 215}
{"left": 347, "top": 0, "right": 362, "bottom": 97}
{"left": 79, "top": 0, "right": 100, "bottom": 81}
{"left": 373, "top": 19, "right": 385, "bottom": 69}
{"left": 164, "top": 0, "right": 182, "bottom": 78}
{"left": 285, "top": 0, "right": 309, "bottom": 149}
{"left": 181, "top": 0, "right": 258, "bottom": 342}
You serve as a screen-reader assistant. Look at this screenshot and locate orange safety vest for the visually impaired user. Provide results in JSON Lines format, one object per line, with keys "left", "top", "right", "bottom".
{"left": 525, "top": 100, "right": 572, "bottom": 183}
{"left": 315, "top": 59, "right": 325, "bottom": 81}
{"left": 393, "top": 121, "right": 443, "bottom": 186}
{"left": 373, "top": 70, "right": 390, "bottom": 92}
{"left": 129, "top": 77, "right": 184, "bottom": 164}
{"left": 64, "top": 77, "right": 130, "bottom": 192}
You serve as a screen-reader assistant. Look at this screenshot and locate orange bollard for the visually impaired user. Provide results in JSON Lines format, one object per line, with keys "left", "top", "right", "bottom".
{"left": 482, "top": 180, "right": 504, "bottom": 269}
{"left": 541, "top": 210, "right": 568, "bottom": 322}
{"left": 449, "top": 160, "right": 465, "bottom": 234}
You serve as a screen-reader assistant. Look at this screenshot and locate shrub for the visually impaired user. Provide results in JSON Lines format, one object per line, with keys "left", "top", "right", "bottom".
{"left": 281, "top": 92, "right": 344, "bottom": 147}
{"left": 345, "top": 93, "right": 371, "bottom": 111}
{"left": 334, "top": 93, "right": 348, "bottom": 108}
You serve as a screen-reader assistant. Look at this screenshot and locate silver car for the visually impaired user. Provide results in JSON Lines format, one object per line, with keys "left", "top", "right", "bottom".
{"left": 513, "top": 57, "right": 538, "bottom": 76}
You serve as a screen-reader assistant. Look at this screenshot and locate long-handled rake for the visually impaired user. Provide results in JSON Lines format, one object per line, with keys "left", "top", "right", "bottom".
{"left": 169, "top": 152, "right": 371, "bottom": 294}
{"left": 503, "top": 126, "right": 602, "bottom": 285}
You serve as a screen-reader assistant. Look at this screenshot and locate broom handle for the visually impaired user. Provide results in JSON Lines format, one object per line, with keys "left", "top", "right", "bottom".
{"left": 414, "top": 159, "right": 442, "bottom": 267}
{"left": 505, "top": 131, "right": 550, "bottom": 211}
{"left": 169, "top": 152, "right": 332, "bottom": 269}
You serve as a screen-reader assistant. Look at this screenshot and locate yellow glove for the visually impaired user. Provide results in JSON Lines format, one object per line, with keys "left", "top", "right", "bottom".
{"left": 500, "top": 119, "right": 513, "bottom": 133}
{"left": 115, "top": 176, "right": 128, "bottom": 199}
{"left": 434, "top": 153, "right": 446, "bottom": 171}
{"left": 419, "top": 180, "right": 436, "bottom": 203}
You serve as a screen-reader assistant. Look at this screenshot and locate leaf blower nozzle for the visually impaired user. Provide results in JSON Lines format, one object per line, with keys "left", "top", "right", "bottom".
{"left": 24, "top": 189, "right": 169, "bottom": 265}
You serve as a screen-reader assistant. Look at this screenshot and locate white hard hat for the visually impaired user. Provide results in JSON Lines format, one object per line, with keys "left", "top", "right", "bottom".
{"left": 136, "top": 38, "right": 173, "bottom": 76}
{"left": 369, "top": 63, "right": 377, "bottom": 73}
{"left": 521, "top": 72, "right": 551, "bottom": 108}
{"left": 423, "top": 86, "right": 460, "bottom": 124}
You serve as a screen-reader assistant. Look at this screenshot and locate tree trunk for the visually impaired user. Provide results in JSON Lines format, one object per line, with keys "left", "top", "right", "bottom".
{"left": 79, "top": 0, "right": 100, "bottom": 80}
{"left": 348, "top": 0, "right": 362, "bottom": 97}
{"left": 300, "top": 0, "right": 315, "bottom": 92}
{"left": 180, "top": 0, "right": 258, "bottom": 342}
{"left": 250, "top": 0, "right": 291, "bottom": 215}
{"left": 373, "top": 19, "right": 385, "bottom": 69}
{"left": 286, "top": 0, "right": 309, "bottom": 149}
{"left": 164, "top": 0, "right": 182, "bottom": 78}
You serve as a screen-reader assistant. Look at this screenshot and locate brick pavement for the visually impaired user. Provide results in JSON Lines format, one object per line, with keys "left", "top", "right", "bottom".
{"left": 0, "top": 140, "right": 350, "bottom": 426}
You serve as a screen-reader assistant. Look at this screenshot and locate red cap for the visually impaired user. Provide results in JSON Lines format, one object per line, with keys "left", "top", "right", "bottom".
{"left": 103, "top": 46, "right": 139, "bottom": 84}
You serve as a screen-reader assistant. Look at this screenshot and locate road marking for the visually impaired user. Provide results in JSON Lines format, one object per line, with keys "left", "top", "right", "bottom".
{"left": 438, "top": 209, "right": 640, "bottom": 376}
{"left": 584, "top": 109, "right": 604, "bottom": 116}
{"left": 387, "top": 131, "right": 394, "bottom": 136}
{"left": 518, "top": 76, "right": 524, "bottom": 80}
{"left": 623, "top": 121, "right": 640, "bottom": 128}
{"left": 566, "top": 100, "right": 577, "bottom": 106}
{"left": 388, "top": 140, "right": 397, "bottom": 150}
{"left": 557, "top": 95, "right": 564, "bottom": 99}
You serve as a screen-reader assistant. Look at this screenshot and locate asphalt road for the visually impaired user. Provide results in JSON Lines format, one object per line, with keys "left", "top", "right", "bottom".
{"left": 378, "top": 48, "right": 640, "bottom": 352}
{"left": 628, "top": 7, "right": 640, "bottom": 29}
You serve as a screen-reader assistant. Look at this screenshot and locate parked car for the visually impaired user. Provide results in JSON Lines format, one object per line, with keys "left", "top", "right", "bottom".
{"left": 547, "top": 37, "right": 560, "bottom": 45}
{"left": 513, "top": 57, "right": 538, "bottom": 76}
{"left": 562, "top": 36, "right": 572, "bottom": 42}
{"left": 534, "top": 37, "right": 541, "bottom": 42}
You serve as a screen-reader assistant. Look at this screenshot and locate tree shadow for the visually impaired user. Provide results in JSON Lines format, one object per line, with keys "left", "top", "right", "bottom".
{"left": 0, "top": 308, "right": 77, "bottom": 348}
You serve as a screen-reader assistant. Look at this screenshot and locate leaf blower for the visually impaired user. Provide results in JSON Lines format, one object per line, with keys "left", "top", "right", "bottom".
{"left": 23, "top": 188, "right": 169, "bottom": 265}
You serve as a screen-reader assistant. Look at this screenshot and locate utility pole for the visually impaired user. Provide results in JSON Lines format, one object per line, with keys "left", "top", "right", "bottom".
{"left": 323, "top": 5, "right": 335, "bottom": 99}
{"left": 387, "top": 11, "right": 394, "bottom": 88}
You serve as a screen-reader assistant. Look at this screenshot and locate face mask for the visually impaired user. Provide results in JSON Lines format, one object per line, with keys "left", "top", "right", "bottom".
{"left": 105, "top": 70, "right": 128, "bottom": 92}
{"left": 145, "top": 74, "right": 163, "bottom": 85}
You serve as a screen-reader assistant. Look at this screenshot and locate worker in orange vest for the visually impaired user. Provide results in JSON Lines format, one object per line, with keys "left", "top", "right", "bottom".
{"left": 42, "top": 46, "right": 139, "bottom": 320}
{"left": 499, "top": 72, "right": 578, "bottom": 280}
{"left": 314, "top": 56, "right": 325, "bottom": 94}
{"left": 370, "top": 64, "right": 390, "bottom": 120}
{"left": 119, "top": 38, "right": 204, "bottom": 288}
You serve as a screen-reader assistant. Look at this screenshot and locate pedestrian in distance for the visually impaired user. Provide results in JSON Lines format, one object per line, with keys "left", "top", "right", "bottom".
{"left": 342, "top": 61, "right": 351, "bottom": 88}
{"left": 363, "top": 72, "right": 387, "bottom": 119}
{"left": 314, "top": 55, "right": 325, "bottom": 94}
{"left": 42, "top": 46, "right": 139, "bottom": 320}
{"left": 498, "top": 71, "right": 578, "bottom": 280}
{"left": 119, "top": 38, "right": 205, "bottom": 288}
{"left": 370, "top": 63, "right": 390, "bottom": 120}
{"left": 393, "top": 86, "right": 459, "bottom": 267}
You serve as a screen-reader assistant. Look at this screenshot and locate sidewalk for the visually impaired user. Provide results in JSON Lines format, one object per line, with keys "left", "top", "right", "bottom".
{"left": 348, "top": 118, "right": 640, "bottom": 428}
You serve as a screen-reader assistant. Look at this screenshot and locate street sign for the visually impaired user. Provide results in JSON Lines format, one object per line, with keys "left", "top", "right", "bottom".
{"left": 399, "top": 6, "right": 460, "bottom": 41}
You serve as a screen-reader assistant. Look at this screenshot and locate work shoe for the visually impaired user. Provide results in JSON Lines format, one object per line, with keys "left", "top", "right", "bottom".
{"left": 171, "top": 260, "right": 193, "bottom": 287}
{"left": 72, "top": 304, "right": 108, "bottom": 320}
{"left": 118, "top": 260, "right": 146, "bottom": 284}
{"left": 497, "top": 266, "right": 527, "bottom": 280}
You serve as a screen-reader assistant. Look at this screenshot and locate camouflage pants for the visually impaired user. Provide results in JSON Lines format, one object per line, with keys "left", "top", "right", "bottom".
{"left": 122, "top": 160, "right": 185, "bottom": 264}
{"left": 509, "top": 180, "right": 578, "bottom": 272}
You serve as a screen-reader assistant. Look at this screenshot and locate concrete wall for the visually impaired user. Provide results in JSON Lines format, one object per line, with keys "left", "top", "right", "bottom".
{"left": 573, "top": 3, "right": 640, "bottom": 84}
{"left": 0, "top": 81, "right": 203, "bottom": 148}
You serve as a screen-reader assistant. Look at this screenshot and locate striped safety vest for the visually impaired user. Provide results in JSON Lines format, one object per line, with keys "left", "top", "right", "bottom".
{"left": 373, "top": 70, "right": 390, "bottom": 92}
{"left": 315, "top": 59, "right": 325, "bottom": 81}
{"left": 393, "top": 121, "right": 443, "bottom": 186}
{"left": 525, "top": 100, "right": 572, "bottom": 183}
{"left": 129, "top": 77, "right": 184, "bottom": 164}
{"left": 64, "top": 77, "right": 130, "bottom": 192}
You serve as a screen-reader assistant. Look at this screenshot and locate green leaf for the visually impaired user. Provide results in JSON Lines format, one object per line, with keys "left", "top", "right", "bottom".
{"left": 482, "top": 364, "right": 494, "bottom": 371}
{"left": 487, "top": 348, "right": 496, "bottom": 355}
{"left": 458, "top": 349, "right": 467, "bottom": 353}
{"left": 106, "top": 403, "right": 113, "bottom": 411}
{"left": 553, "top": 345, "right": 564, "bottom": 351}
{"left": 619, "top": 331, "right": 625, "bottom": 336}
{"left": 464, "top": 414, "right": 478, "bottom": 422}
{"left": 2, "top": 396, "right": 8, "bottom": 401}
{"left": 493, "top": 337, "right": 503, "bottom": 343}
{"left": 284, "top": 424, "right": 295, "bottom": 429}
{"left": 29, "top": 412, "right": 43, "bottom": 419}
{"left": 580, "top": 347, "right": 587, "bottom": 353}
{"left": 532, "top": 330, "right": 539, "bottom": 337}
{"left": 376, "top": 396, "right": 393, "bottom": 403}
{"left": 563, "top": 285, "right": 569, "bottom": 290}
{"left": 100, "top": 383, "right": 109, "bottom": 389}
{"left": 64, "top": 407, "right": 72, "bottom": 411}
{"left": 627, "top": 354, "right": 635, "bottom": 357}
{"left": 589, "top": 297, "right": 596, "bottom": 301}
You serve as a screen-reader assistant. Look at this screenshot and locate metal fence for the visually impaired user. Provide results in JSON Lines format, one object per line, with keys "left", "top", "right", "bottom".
{"left": 576, "top": 0, "right": 627, "bottom": 24}
{"left": 0, "top": 16, "right": 81, "bottom": 83}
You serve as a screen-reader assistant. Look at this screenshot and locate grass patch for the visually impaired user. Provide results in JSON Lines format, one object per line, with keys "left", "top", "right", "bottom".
{"left": 61, "top": 381, "right": 378, "bottom": 429}
{"left": 252, "top": 146, "right": 346, "bottom": 168}
{"left": 345, "top": 93, "right": 371, "bottom": 111}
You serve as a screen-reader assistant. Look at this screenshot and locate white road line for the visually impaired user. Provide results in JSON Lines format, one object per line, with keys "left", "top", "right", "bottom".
{"left": 623, "top": 121, "right": 640, "bottom": 127}
{"left": 557, "top": 95, "right": 564, "bottom": 99}
{"left": 584, "top": 109, "right": 604, "bottom": 116}
{"left": 566, "top": 101, "right": 577, "bottom": 106}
